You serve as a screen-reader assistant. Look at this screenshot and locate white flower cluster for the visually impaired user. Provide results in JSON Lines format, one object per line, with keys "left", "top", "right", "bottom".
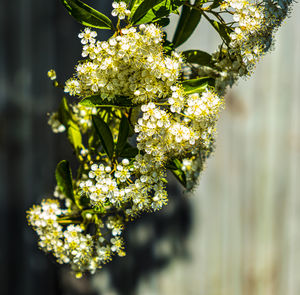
{"left": 79, "top": 155, "right": 168, "bottom": 214}
{"left": 64, "top": 24, "right": 182, "bottom": 104}
{"left": 211, "top": 0, "right": 293, "bottom": 91}
{"left": 135, "top": 89, "right": 223, "bottom": 161}
{"left": 27, "top": 199, "right": 126, "bottom": 277}
{"left": 222, "top": 0, "right": 265, "bottom": 68}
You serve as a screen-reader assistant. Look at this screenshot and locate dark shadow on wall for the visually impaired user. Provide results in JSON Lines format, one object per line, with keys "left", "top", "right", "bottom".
{"left": 59, "top": 177, "right": 193, "bottom": 295}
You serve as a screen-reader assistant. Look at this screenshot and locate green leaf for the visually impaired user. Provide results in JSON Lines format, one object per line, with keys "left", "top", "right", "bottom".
{"left": 171, "top": 169, "right": 186, "bottom": 188}
{"left": 131, "top": 0, "right": 164, "bottom": 23}
{"left": 154, "top": 17, "right": 170, "bottom": 27}
{"left": 92, "top": 115, "right": 114, "bottom": 159}
{"left": 88, "top": 128, "right": 100, "bottom": 150}
{"left": 58, "top": 97, "right": 72, "bottom": 126}
{"left": 78, "top": 195, "right": 90, "bottom": 207}
{"left": 55, "top": 160, "right": 74, "bottom": 202}
{"left": 116, "top": 115, "right": 130, "bottom": 156}
{"left": 58, "top": 97, "right": 82, "bottom": 152}
{"left": 166, "top": 160, "right": 178, "bottom": 170}
{"left": 182, "top": 77, "right": 214, "bottom": 94}
{"left": 130, "top": 0, "right": 143, "bottom": 12}
{"left": 61, "top": 0, "right": 114, "bottom": 30}
{"left": 131, "top": 0, "right": 184, "bottom": 25}
{"left": 123, "top": 0, "right": 132, "bottom": 5}
{"left": 172, "top": 4, "right": 202, "bottom": 47}
{"left": 182, "top": 50, "right": 212, "bottom": 66}
{"left": 119, "top": 146, "right": 139, "bottom": 158}
{"left": 67, "top": 120, "right": 82, "bottom": 152}
{"left": 206, "top": 19, "right": 232, "bottom": 44}
{"left": 210, "top": 0, "right": 221, "bottom": 9}
{"left": 169, "top": 159, "right": 187, "bottom": 188}
{"left": 129, "top": 0, "right": 140, "bottom": 10}
{"left": 80, "top": 95, "right": 134, "bottom": 108}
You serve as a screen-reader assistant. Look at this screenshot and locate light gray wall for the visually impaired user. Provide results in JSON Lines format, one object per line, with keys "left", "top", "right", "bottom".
{"left": 114, "top": 4, "right": 300, "bottom": 295}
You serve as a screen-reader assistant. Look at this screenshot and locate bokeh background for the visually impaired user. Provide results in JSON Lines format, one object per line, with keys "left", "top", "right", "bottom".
{"left": 0, "top": 1, "right": 299, "bottom": 295}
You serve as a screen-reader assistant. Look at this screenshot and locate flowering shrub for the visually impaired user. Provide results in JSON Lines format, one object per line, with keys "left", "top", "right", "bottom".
{"left": 27, "top": 0, "right": 294, "bottom": 278}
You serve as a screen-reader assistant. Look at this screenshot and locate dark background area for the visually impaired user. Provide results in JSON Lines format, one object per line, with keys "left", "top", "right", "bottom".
{"left": 0, "top": 1, "right": 192, "bottom": 294}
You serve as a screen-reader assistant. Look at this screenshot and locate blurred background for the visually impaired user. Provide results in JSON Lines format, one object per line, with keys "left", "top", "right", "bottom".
{"left": 0, "top": 1, "right": 299, "bottom": 295}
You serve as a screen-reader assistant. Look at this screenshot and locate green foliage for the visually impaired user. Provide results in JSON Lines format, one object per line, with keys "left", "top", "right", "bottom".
{"left": 154, "top": 17, "right": 170, "bottom": 27}
{"left": 67, "top": 121, "right": 82, "bottom": 152}
{"left": 80, "top": 95, "right": 134, "bottom": 108}
{"left": 116, "top": 115, "right": 130, "bottom": 157}
{"left": 119, "top": 143, "right": 139, "bottom": 158}
{"left": 92, "top": 115, "right": 114, "bottom": 159}
{"left": 58, "top": 97, "right": 82, "bottom": 153}
{"left": 172, "top": 4, "right": 202, "bottom": 48}
{"left": 58, "top": 97, "right": 71, "bottom": 125}
{"left": 60, "top": 0, "right": 114, "bottom": 30}
{"left": 182, "top": 77, "right": 215, "bottom": 94}
{"left": 210, "top": 0, "right": 221, "bottom": 9}
{"left": 88, "top": 127, "right": 100, "bottom": 150}
{"left": 168, "top": 159, "right": 187, "bottom": 188}
{"left": 55, "top": 160, "right": 75, "bottom": 202}
{"left": 131, "top": 0, "right": 184, "bottom": 25}
{"left": 129, "top": 0, "right": 143, "bottom": 11}
{"left": 131, "top": 0, "right": 163, "bottom": 23}
{"left": 78, "top": 195, "right": 90, "bottom": 208}
{"left": 206, "top": 18, "right": 232, "bottom": 44}
{"left": 182, "top": 50, "right": 213, "bottom": 66}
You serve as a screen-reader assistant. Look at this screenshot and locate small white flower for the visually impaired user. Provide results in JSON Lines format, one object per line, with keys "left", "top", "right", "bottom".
{"left": 111, "top": 1, "right": 130, "bottom": 20}
{"left": 78, "top": 28, "right": 97, "bottom": 44}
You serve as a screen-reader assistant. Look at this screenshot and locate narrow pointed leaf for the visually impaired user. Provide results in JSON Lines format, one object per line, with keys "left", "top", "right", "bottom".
{"left": 169, "top": 159, "right": 187, "bottom": 188}
{"left": 92, "top": 115, "right": 114, "bottom": 159}
{"left": 58, "top": 97, "right": 72, "bottom": 126}
{"left": 154, "top": 17, "right": 170, "bottom": 27}
{"left": 210, "top": 0, "right": 221, "bottom": 9}
{"left": 55, "top": 160, "right": 75, "bottom": 202}
{"left": 166, "top": 160, "right": 178, "bottom": 170}
{"left": 131, "top": 0, "right": 164, "bottom": 23}
{"left": 182, "top": 50, "right": 212, "bottom": 66}
{"left": 206, "top": 18, "right": 232, "bottom": 44}
{"left": 67, "top": 121, "right": 82, "bottom": 152}
{"left": 116, "top": 115, "right": 130, "bottom": 156}
{"left": 88, "top": 128, "right": 100, "bottom": 149}
{"left": 182, "top": 77, "right": 214, "bottom": 94}
{"left": 80, "top": 95, "right": 134, "bottom": 107}
{"left": 173, "top": 5, "right": 202, "bottom": 47}
{"left": 131, "top": 0, "right": 184, "bottom": 25}
{"left": 130, "top": 0, "right": 143, "bottom": 12}
{"left": 61, "top": 0, "right": 114, "bottom": 30}
{"left": 58, "top": 97, "right": 82, "bottom": 152}
{"left": 119, "top": 146, "right": 139, "bottom": 158}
